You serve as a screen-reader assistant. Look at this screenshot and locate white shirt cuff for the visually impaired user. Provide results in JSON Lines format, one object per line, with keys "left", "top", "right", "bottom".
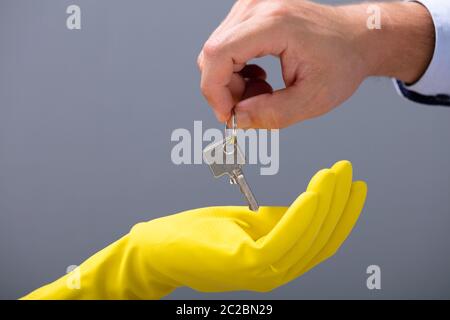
{"left": 396, "top": 0, "right": 450, "bottom": 98}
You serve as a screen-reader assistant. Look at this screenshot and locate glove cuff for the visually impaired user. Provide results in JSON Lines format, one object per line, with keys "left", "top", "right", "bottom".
{"left": 21, "top": 233, "right": 175, "bottom": 300}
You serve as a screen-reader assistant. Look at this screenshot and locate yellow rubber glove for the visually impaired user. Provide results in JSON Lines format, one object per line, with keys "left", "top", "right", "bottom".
{"left": 22, "top": 160, "right": 367, "bottom": 300}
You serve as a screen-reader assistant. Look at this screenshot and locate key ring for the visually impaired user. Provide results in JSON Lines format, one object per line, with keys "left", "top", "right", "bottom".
{"left": 224, "top": 111, "right": 237, "bottom": 154}
{"left": 224, "top": 111, "right": 237, "bottom": 142}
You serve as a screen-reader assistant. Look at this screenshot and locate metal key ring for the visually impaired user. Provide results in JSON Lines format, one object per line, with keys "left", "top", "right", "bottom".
{"left": 224, "top": 112, "right": 237, "bottom": 140}
{"left": 224, "top": 111, "right": 237, "bottom": 154}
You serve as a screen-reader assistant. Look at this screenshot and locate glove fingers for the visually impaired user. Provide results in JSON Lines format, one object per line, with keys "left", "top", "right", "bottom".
{"left": 256, "top": 169, "right": 335, "bottom": 266}
{"left": 270, "top": 161, "right": 352, "bottom": 272}
{"left": 232, "top": 206, "right": 288, "bottom": 241}
{"left": 302, "top": 181, "right": 367, "bottom": 273}
{"left": 283, "top": 181, "right": 367, "bottom": 283}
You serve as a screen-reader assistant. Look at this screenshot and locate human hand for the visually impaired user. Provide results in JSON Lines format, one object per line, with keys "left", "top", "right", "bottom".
{"left": 198, "top": 0, "right": 434, "bottom": 128}
{"left": 23, "top": 160, "right": 367, "bottom": 299}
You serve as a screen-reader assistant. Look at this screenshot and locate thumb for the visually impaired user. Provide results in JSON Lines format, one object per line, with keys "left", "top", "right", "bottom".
{"left": 235, "top": 86, "right": 310, "bottom": 129}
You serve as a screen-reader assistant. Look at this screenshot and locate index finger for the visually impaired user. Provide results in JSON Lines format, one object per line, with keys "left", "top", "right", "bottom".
{"left": 200, "top": 18, "right": 284, "bottom": 122}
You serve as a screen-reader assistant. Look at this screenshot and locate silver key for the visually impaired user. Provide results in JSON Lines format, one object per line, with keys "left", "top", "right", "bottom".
{"left": 230, "top": 168, "right": 259, "bottom": 211}
{"left": 203, "top": 136, "right": 245, "bottom": 178}
{"left": 203, "top": 136, "right": 260, "bottom": 211}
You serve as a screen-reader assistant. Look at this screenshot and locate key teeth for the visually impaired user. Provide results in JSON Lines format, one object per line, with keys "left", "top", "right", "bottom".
{"left": 204, "top": 136, "right": 259, "bottom": 211}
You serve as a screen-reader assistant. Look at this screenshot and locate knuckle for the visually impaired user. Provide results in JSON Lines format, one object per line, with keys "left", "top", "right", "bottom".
{"left": 267, "top": 2, "right": 290, "bottom": 19}
{"left": 202, "top": 38, "right": 223, "bottom": 58}
{"left": 196, "top": 54, "right": 203, "bottom": 70}
{"left": 240, "top": 0, "right": 261, "bottom": 6}
{"left": 199, "top": 79, "right": 212, "bottom": 96}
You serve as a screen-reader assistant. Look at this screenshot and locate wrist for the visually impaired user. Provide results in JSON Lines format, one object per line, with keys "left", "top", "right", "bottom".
{"left": 342, "top": 1, "right": 435, "bottom": 83}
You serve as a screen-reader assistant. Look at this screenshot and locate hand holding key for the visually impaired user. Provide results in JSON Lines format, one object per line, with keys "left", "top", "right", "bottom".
{"left": 203, "top": 113, "right": 259, "bottom": 211}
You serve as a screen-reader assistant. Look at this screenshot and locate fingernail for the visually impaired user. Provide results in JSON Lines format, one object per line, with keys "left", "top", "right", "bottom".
{"left": 236, "top": 111, "right": 251, "bottom": 129}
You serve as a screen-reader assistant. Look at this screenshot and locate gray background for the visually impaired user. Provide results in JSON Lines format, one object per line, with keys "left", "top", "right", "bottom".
{"left": 0, "top": 0, "right": 449, "bottom": 300}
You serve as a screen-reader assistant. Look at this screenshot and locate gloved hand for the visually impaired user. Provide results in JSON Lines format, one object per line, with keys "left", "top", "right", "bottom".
{"left": 22, "top": 160, "right": 367, "bottom": 300}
